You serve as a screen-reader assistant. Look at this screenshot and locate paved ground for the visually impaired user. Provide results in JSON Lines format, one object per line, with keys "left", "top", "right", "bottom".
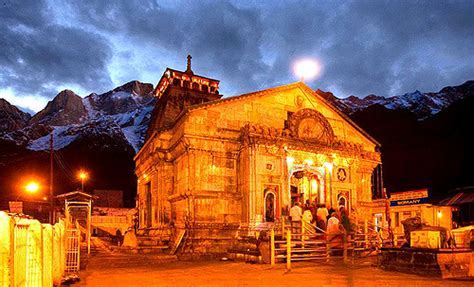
{"left": 75, "top": 251, "right": 473, "bottom": 287}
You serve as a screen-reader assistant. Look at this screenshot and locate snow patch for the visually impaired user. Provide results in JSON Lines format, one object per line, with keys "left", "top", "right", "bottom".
{"left": 83, "top": 97, "right": 99, "bottom": 119}
{"left": 28, "top": 126, "right": 78, "bottom": 151}
{"left": 111, "top": 91, "right": 132, "bottom": 100}
{"left": 122, "top": 126, "right": 140, "bottom": 152}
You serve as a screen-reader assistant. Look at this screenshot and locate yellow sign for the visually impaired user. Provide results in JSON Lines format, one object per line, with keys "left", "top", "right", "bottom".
{"left": 390, "top": 188, "right": 428, "bottom": 201}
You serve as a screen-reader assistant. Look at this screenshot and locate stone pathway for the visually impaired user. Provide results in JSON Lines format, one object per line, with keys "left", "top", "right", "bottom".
{"left": 74, "top": 240, "right": 472, "bottom": 287}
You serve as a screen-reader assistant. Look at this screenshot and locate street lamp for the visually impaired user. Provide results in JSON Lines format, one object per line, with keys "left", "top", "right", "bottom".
{"left": 78, "top": 170, "right": 88, "bottom": 192}
{"left": 25, "top": 181, "right": 40, "bottom": 194}
{"left": 293, "top": 58, "right": 322, "bottom": 82}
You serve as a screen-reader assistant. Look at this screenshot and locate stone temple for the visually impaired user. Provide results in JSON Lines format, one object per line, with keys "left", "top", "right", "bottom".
{"left": 134, "top": 56, "right": 383, "bottom": 254}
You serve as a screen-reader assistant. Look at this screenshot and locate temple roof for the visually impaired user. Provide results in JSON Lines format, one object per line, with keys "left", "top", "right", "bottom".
{"left": 184, "top": 81, "right": 381, "bottom": 146}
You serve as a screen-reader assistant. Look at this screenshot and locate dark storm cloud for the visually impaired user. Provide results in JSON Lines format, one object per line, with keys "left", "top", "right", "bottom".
{"left": 1, "top": 0, "right": 474, "bottom": 107}
{"left": 72, "top": 0, "right": 473, "bottom": 97}
{"left": 65, "top": 0, "right": 268, "bottom": 93}
{"left": 260, "top": 0, "right": 474, "bottom": 97}
{"left": 275, "top": 1, "right": 474, "bottom": 96}
{"left": 0, "top": 0, "right": 113, "bottom": 99}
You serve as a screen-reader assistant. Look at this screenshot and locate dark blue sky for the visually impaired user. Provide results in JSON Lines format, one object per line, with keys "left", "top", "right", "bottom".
{"left": 1, "top": 0, "right": 474, "bottom": 112}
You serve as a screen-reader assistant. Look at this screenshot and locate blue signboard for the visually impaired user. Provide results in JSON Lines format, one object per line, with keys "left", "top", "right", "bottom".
{"left": 390, "top": 197, "right": 429, "bottom": 206}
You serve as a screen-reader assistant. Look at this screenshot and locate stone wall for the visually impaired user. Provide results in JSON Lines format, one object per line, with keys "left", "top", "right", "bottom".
{"left": 135, "top": 82, "right": 382, "bottom": 254}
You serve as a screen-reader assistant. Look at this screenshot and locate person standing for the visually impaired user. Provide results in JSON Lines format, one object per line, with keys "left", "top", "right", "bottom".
{"left": 302, "top": 207, "right": 314, "bottom": 239}
{"left": 327, "top": 206, "right": 335, "bottom": 220}
{"left": 327, "top": 212, "right": 340, "bottom": 234}
{"left": 290, "top": 202, "right": 302, "bottom": 239}
{"left": 290, "top": 202, "right": 302, "bottom": 222}
{"left": 316, "top": 204, "right": 329, "bottom": 231}
{"left": 327, "top": 212, "right": 343, "bottom": 250}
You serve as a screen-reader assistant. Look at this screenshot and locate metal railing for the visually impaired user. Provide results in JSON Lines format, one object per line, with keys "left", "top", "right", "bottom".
{"left": 270, "top": 218, "right": 397, "bottom": 270}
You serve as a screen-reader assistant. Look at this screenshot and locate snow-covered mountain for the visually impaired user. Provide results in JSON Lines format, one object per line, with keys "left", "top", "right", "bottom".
{"left": 1, "top": 80, "right": 473, "bottom": 153}
{"left": 321, "top": 80, "right": 474, "bottom": 119}
{"left": 0, "top": 81, "right": 155, "bottom": 152}
{"left": 0, "top": 98, "right": 31, "bottom": 132}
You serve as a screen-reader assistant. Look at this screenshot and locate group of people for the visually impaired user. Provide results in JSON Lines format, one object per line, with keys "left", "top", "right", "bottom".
{"left": 289, "top": 199, "right": 351, "bottom": 236}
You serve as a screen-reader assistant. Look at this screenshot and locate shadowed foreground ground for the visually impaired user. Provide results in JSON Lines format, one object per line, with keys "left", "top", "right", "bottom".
{"left": 75, "top": 248, "right": 473, "bottom": 287}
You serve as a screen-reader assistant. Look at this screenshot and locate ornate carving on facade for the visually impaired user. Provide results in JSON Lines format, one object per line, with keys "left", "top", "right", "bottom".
{"left": 240, "top": 122, "right": 380, "bottom": 161}
{"left": 287, "top": 108, "right": 335, "bottom": 144}
{"left": 294, "top": 95, "right": 305, "bottom": 108}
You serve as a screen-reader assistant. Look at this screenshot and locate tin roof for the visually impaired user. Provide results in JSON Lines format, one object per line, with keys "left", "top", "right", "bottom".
{"left": 438, "top": 190, "right": 474, "bottom": 206}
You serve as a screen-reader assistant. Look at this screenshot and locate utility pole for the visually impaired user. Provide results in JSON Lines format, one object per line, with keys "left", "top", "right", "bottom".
{"left": 50, "top": 132, "right": 54, "bottom": 224}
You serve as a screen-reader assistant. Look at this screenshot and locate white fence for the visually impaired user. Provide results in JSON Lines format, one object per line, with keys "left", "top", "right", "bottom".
{"left": 0, "top": 211, "right": 68, "bottom": 287}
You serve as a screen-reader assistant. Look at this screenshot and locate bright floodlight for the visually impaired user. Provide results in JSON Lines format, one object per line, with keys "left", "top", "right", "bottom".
{"left": 78, "top": 171, "right": 88, "bottom": 180}
{"left": 293, "top": 59, "right": 321, "bottom": 81}
{"left": 25, "top": 182, "right": 39, "bottom": 193}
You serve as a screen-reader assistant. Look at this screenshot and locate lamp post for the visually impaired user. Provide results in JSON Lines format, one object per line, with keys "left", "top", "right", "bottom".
{"left": 11, "top": 181, "right": 40, "bottom": 214}
{"left": 25, "top": 181, "right": 40, "bottom": 194}
{"left": 78, "top": 171, "right": 88, "bottom": 192}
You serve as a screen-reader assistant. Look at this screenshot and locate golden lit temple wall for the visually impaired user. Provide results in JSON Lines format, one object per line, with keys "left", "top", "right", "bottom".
{"left": 135, "top": 83, "right": 381, "bottom": 230}
{"left": 251, "top": 147, "right": 287, "bottom": 222}
{"left": 185, "top": 86, "right": 378, "bottom": 154}
{"left": 180, "top": 85, "right": 380, "bottom": 222}
{"left": 238, "top": 145, "right": 251, "bottom": 223}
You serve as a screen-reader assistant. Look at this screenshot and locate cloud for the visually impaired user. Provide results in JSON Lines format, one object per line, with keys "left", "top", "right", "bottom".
{"left": 256, "top": 0, "right": 474, "bottom": 97}
{"left": 0, "top": 87, "right": 47, "bottom": 114}
{"left": 61, "top": 0, "right": 270, "bottom": 94}
{"left": 0, "top": 0, "right": 113, "bottom": 111}
{"left": 1, "top": 0, "right": 474, "bottom": 112}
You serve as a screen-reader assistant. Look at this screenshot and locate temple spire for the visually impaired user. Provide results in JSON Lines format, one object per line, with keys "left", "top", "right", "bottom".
{"left": 186, "top": 54, "right": 193, "bottom": 74}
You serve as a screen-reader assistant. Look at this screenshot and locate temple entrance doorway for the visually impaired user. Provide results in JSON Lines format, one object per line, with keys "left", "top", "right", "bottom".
{"left": 289, "top": 166, "right": 325, "bottom": 206}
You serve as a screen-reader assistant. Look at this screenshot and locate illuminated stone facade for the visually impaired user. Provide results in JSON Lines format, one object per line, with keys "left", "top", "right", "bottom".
{"left": 135, "top": 59, "right": 382, "bottom": 253}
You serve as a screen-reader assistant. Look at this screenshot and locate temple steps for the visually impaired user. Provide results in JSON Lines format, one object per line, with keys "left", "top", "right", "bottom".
{"left": 134, "top": 226, "right": 172, "bottom": 254}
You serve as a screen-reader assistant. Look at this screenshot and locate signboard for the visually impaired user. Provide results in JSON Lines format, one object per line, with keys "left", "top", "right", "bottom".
{"left": 390, "top": 197, "right": 429, "bottom": 207}
{"left": 390, "top": 188, "right": 428, "bottom": 201}
{"left": 9, "top": 201, "right": 23, "bottom": 213}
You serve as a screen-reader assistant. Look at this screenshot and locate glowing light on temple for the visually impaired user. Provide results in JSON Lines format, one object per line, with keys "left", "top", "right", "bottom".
{"left": 293, "top": 58, "right": 322, "bottom": 81}
{"left": 286, "top": 156, "right": 295, "bottom": 165}
{"left": 323, "top": 162, "right": 333, "bottom": 172}
{"left": 311, "top": 179, "right": 318, "bottom": 193}
{"left": 304, "top": 159, "right": 314, "bottom": 166}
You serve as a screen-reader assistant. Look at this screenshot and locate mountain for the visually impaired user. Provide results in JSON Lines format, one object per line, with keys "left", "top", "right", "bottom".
{"left": 1, "top": 80, "right": 155, "bottom": 152}
{"left": 0, "top": 99, "right": 31, "bottom": 133}
{"left": 0, "top": 81, "right": 155, "bottom": 206}
{"left": 327, "top": 80, "right": 474, "bottom": 119}
{"left": 349, "top": 94, "right": 474, "bottom": 200}
{"left": 29, "top": 90, "right": 87, "bottom": 126}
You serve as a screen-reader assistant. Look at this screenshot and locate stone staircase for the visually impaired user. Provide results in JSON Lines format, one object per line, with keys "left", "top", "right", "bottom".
{"left": 83, "top": 237, "right": 177, "bottom": 270}
{"left": 227, "top": 234, "right": 262, "bottom": 262}
{"left": 135, "top": 227, "right": 172, "bottom": 254}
